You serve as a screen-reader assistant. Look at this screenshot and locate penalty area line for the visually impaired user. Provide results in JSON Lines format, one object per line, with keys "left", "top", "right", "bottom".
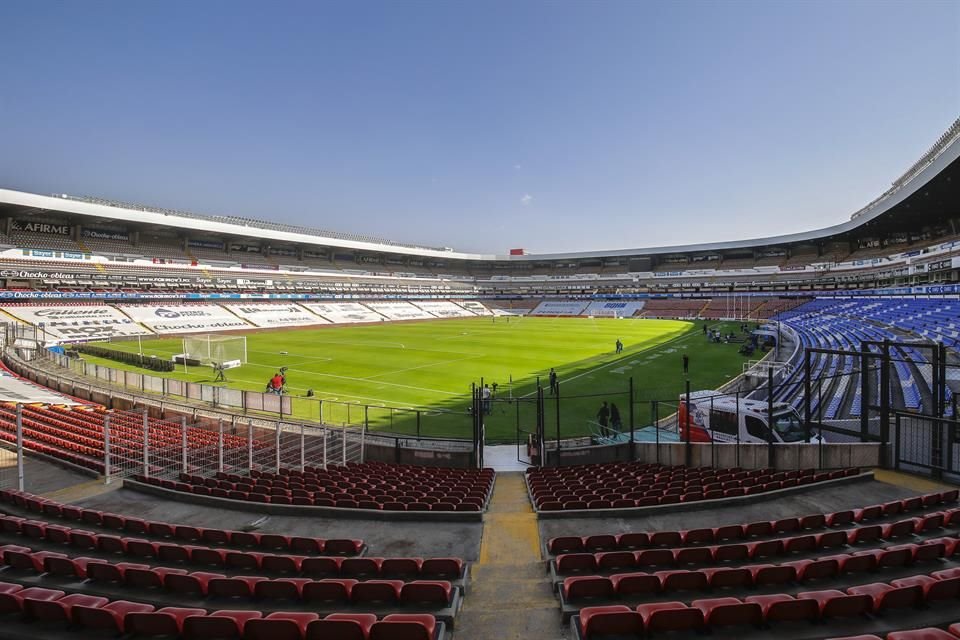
{"left": 517, "top": 328, "right": 700, "bottom": 399}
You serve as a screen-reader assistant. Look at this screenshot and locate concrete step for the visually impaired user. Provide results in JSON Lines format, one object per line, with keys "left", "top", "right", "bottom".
{"left": 453, "top": 607, "right": 565, "bottom": 640}
{"left": 460, "top": 471, "right": 560, "bottom": 639}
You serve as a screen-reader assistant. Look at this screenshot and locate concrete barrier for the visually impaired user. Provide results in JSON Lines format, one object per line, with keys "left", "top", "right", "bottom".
{"left": 628, "top": 441, "right": 880, "bottom": 470}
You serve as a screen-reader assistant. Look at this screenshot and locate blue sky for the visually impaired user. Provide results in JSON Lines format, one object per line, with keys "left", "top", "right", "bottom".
{"left": 1, "top": 1, "right": 958, "bottom": 255}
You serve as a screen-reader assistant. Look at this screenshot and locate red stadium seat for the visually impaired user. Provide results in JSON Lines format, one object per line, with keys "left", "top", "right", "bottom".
{"left": 126, "top": 607, "right": 208, "bottom": 636}
{"left": 797, "top": 589, "right": 872, "bottom": 619}
{"left": 691, "top": 597, "right": 763, "bottom": 627}
{"left": 245, "top": 612, "right": 320, "bottom": 640}
{"left": 23, "top": 593, "right": 107, "bottom": 624}
{"left": 74, "top": 600, "right": 155, "bottom": 632}
{"left": 578, "top": 605, "right": 643, "bottom": 639}
{"left": 846, "top": 582, "right": 922, "bottom": 611}
{"left": 887, "top": 630, "right": 959, "bottom": 640}
{"left": 305, "top": 613, "right": 377, "bottom": 640}
{"left": 635, "top": 601, "right": 704, "bottom": 632}
{"left": 562, "top": 576, "right": 615, "bottom": 602}
{"left": 744, "top": 593, "right": 818, "bottom": 623}
{"left": 183, "top": 610, "right": 263, "bottom": 639}
{"left": 370, "top": 614, "right": 436, "bottom": 640}
{"left": 611, "top": 572, "right": 660, "bottom": 596}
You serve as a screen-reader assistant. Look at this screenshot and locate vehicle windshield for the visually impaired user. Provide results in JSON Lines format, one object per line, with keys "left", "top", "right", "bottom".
{"left": 772, "top": 411, "right": 807, "bottom": 442}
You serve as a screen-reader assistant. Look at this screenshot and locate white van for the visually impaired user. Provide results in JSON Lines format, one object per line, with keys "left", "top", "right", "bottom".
{"left": 678, "top": 390, "right": 823, "bottom": 444}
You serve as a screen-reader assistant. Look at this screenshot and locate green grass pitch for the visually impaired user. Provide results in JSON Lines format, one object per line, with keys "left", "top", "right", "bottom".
{"left": 88, "top": 317, "right": 750, "bottom": 442}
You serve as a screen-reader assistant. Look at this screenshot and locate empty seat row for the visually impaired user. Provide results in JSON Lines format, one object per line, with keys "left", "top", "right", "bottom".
{"left": 547, "top": 490, "right": 959, "bottom": 555}
{"left": 532, "top": 468, "right": 829, "bottom": 497}
{"left": 0, "top": 489, "right": 362, "bottom": 555}
{"left": 572, "top": 574, "right": 960, "bottom": 638}
{"left": 561, "top": 543, "right": 959, "bottom": 601}
{"left": 533, "top": 467, "right": 862, "bottom": 511}
{"left": 0, "top": 405, "right": 258, "bottom": 472}
{"left": 1, "top": 546, "right": 455, "bottom": 606}
{"left": 191, "top": 474, "right": 489, "bottom": 494}
{"left": 0, "top": 519, "right": 376, "bottom": 573}
{"left": 187, "top": 472, "right": 483, "bottom": 497}
{"left": 553, "top": 517, "right": 957, "bottom": 575}
{"left": 44, "top": 406, "right": 252, "bottom": 450}
{"left": 529, "top": 465, "right": 839, "bottom": 492}
{"left": 530, "top": 461, "right": 780, "bottom": 481}
{"left": 138, "top": 475, "right": 488, "bottom": 511}
{"left": 832, "top": 625, "right": 960, "bottom": 640}
{"left": 0, "top": 581, "right": 441, "bottom": 639}
{"left": 1, "top": 536, "right": 463, "bottom": 580}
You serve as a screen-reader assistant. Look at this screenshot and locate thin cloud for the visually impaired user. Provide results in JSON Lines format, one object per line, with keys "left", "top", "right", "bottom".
{"left": 520, "top": 193, "right": 533, "bottom": 206}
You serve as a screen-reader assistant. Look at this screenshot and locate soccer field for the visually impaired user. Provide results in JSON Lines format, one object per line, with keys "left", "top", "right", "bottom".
{"left": 88, "top": 317, "right": 749, "bottom": 442}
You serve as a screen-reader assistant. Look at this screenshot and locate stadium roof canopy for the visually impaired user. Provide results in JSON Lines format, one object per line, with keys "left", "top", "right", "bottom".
{"left": 0, "top": 118, "right": 958, "bottom": 265}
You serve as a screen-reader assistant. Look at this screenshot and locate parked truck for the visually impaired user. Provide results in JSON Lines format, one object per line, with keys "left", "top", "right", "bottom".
{"left": 678, "top": 390, "right": 823, "bottom": 444}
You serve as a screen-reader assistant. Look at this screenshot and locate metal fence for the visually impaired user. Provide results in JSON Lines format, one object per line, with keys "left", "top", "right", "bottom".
{"left": 36, "top": 348, "right": 477, "bottom": 440}
{"left": 47, "top": 352, "right": 296, "bottom": 417}
{"left": 893, "top": 412, "right": 960, "bottom": 483}
{"left": 103, "top": 410, "right": 367, "bottom": 484}
{"left": 0, "top": 405, "right": 25, "bottom": 491}
{"left": 7, "top": 320, "right": 960, "bottom": 478}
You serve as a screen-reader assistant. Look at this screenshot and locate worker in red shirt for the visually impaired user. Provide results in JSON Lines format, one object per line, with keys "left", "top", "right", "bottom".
{"left": 269, "top": 372, "right": 284, "bottom": 395}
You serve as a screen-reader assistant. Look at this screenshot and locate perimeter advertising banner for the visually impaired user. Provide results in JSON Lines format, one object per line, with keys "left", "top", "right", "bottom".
{"left": 0, "top": 304, "right": 151, "bottom": 342}
{"left": 224, "top": 303, "right": 330, "bottom": 327}
{"left": 410, "top": 300, "right": 475, "bottom": 317}
{"left": 299, "top": 302, "right": 387, "bottom": 323}
{"left": 364, "top": 301, "right": 435, "bottom": 320}
{"left": 118, "top": 304, "right": 251, "bottom": 334}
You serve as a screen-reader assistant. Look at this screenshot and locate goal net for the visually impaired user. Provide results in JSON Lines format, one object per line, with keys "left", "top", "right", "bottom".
{"left": 181, "top": 335, "right": 247, "bottom": 368}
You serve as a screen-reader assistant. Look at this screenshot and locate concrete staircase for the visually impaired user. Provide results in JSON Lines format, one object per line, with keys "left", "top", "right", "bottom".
{"left": 453, "top": 472, "right": 561, "bottom": 639}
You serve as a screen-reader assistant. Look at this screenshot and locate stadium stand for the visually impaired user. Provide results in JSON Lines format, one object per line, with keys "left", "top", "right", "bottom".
{"left": 770, "top": 297, "right": 960, "bottom": 418}
{"left": 527, "top": 463, "right": 863, "bottom": 512}
{"left": 640, "top": 300, "right": 706, "bottom": 318}
{"left": 550, "top": 484, "right": 960, "bottom": 639}
{"left": 0, "top": 117, "right": 956, "bottom": 640}
{"left": 0, "top": 489, "right": 461, "bottom": 636}
{"left": 136, "top": 463, "right": 495, "bottom": 512}
{"left": 0, "top": 405, "right": 259, "bottom": 473}
{"left": 0, "top": 489, "right": 365, "bottom": 555}
{"left": 545, "top": 488, "right": 960, "bottom": 555}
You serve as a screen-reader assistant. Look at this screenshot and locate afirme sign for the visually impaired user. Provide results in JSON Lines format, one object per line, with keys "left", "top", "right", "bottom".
{"left": 12, "top": 220, "right": 71, "bottom": 235}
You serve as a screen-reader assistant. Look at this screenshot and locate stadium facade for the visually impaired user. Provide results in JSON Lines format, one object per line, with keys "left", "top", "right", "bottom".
{"left": 0, "top": 117, "right": 956, "bottom": 305}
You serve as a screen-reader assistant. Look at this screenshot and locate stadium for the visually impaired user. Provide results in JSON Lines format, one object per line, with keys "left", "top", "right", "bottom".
{"left": 2, "top": 2, "right": 960, "bottom": 638}
{"left": 0, "top": 117, "right": 955, "bottom": 639}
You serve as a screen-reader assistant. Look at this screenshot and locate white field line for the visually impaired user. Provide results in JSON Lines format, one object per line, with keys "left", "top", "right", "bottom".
{"left": 517, "top": 328, "right": 700, "bottom": 399}
{"left": 253, "top": 337, "right": 478, "bottom": 356}
{"left": 109, "top": 319, "right": 703, "bottom": 409}
{"left": 238, "top": 361, "right": 460, "bottom": 396}
{"left": 244, "top": 348, "right": 333, "bottom": 362}
{"left": 207, "top": 370, "right": 429, "bottom": 408}
{"left": 364, "top": 354, "right": 486, "bottom": 379}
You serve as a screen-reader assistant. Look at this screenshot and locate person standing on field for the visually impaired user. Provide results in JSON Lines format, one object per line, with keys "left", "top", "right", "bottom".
{"left": 549, "top": 368, "right": 558, "bottom": 395}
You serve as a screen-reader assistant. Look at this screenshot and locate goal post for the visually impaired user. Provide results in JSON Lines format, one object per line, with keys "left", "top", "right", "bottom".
{"left": 181, "top": 335, "right": 247, "bottom": 368}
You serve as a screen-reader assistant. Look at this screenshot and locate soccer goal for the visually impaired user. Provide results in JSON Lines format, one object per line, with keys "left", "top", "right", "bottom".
{"left": 180, "top": 334, "right": 247, "bottom": 369}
